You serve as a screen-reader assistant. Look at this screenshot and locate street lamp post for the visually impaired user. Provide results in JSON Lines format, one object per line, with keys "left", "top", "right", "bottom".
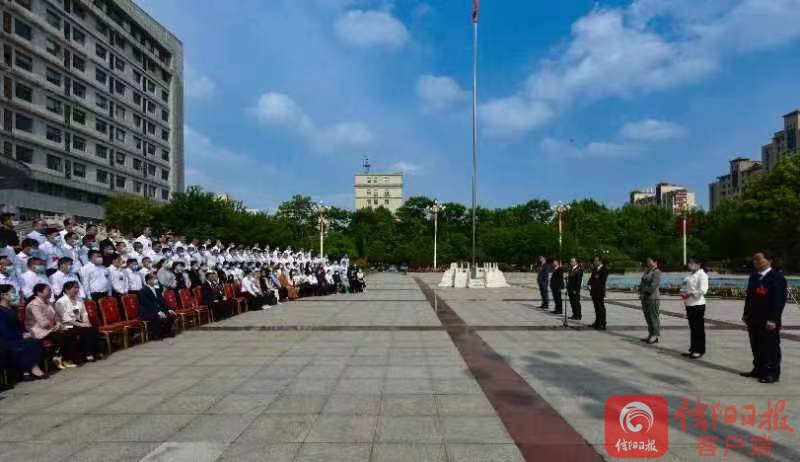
{"left": 426, "top": 201, "right": 446, "bottom": 270}
{"left": 554, "top": 202, "right": 571, "bottom": 327}
{"left": 313, "top": 202, "right": 328, "bottom": 260}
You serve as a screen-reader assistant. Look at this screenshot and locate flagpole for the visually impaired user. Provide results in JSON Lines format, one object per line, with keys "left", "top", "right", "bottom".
{"left": 471, "top": 9, "right": 478, "bottom": 275}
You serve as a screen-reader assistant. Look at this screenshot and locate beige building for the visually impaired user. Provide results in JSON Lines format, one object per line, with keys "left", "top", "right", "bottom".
{"left": 1, "top": 0, "right": 183, "bottom": 220}
{"left": 708, "top": 110, "right": 799, "bottom": 210}
{"left": 354, "top": 172, "right": 403, "bottom": 213}
{"left": 629, "top": 182, "right": 696, "bottom": 213}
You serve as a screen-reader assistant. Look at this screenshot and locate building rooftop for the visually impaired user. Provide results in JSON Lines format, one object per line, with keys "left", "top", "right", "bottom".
{"left": 782, "top": 109, "right": 800, "bottom": 118}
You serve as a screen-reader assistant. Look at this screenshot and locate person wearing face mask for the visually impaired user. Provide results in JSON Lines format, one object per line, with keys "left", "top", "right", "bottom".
{"left": 157, "top": 261, "right": 176, "bottom": 290}
{"left": 50, "top": 257, "right": 85, "bottom": 300}
{"left": 59, "top": 217, "right": 80, "bottom": 244}
{"left": 135, "top": 227, "right": 153, "bottom": 253}
{"left": 109, "top": 254, "right": 130, "bottom": 301}
{"left": 39, "top": 228, "right": 65, "bottom": 273}
{"left": 60, "top": 232, "right": 82, "bottom": 275}
{"left": 680, "top": 258, "right": 709, "bottom": 359}
{"left": 15, "top": 239, "right": 39, "bottom": 277}
{"left": 138, "top": 273, "right": 176, "bottom": 340}
{"left": 0, "top": 213, "right": 19, "bottom": 248}
{"left": 124, "top": 258, "right": 143, "bottom": 299}
{"left": 139, "top": 257, "right": 153, "bottom": 278}
{"left": 82, "top": 250, "right": 111, "bottom": 303}
{"left": 101, "top": 243, "right": 116, "bottom": 268}
{"left": 20, "top": 258, "right": 50, "bottom": 301}
{"left": 639, "top": 257, "right": 662, "bottom": 345}
{"left": 0, "top": 284, "right": 46, "bottom": 380}
{"left": 77, "top": 235, "right": 95, "bottom": 266}
{"left": 25, "top": 218, "right": 47, "bottom": 245}
{"left": 0, "top": 256, "right": 20, "bottom": 292}
{"left": 25, "top": 283, "right": 79, "bottom": 369}
{"left": 54, "top": 281, "right": 102, "bottom": 362}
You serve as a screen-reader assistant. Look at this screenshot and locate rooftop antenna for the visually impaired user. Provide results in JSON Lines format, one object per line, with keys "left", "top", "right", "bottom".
{"left": 362, "top": 156, "right": 371, "bottom": 174}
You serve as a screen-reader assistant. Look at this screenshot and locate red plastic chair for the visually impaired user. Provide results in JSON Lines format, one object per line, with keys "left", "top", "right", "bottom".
{"left": 224, "top": 283, "right": 248, "bottom": 314}
{"left": 193, "top": 286, "right": 215, "bottom": 323}
{"left": 121, "top": 294, "right": 149, "bottom": 343}
{"left": 98, "top": 297, "right": 143, "bottom": 349}
{"left": 179, "top": 288, "right": 211, "bottom": 325}
{"left": 84, "top": 300, "right": 114, "bottom": 354}
{"left": 163, "top": 289, "right": 197, "bottom": 330}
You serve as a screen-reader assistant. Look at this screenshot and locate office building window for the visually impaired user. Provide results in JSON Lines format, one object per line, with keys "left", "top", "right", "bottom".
{"left": 73, "top": 109, "right": 86, "bottom": 125}
{"left": 161, "top": 90, "right": 169, "bottom": 102}
{"left": 95, "top": 68, "right": 107, "bottom": 84}
{"left": 14, "top": 52, "right": 33, "bottom": 72}
{"left": 95, "top": 117, "right": 107, "bottom": 132}
{"left": 161, "top": 129, "right": 169, "bottom": 141}
{"left": 147, "top": 122, "right": 155, "bottom": 134}
{"left": 161, "top": 189, "right": 169, "bottom": 200}
{"left": 15, "top": 0, "right": 32, "bottom": 10}
{"left": 73, "top": 55, "right": 85, "bottom": 72}
{"left": 134, "top": 181, "right": 142, "bottom": 193}
{"left": 46, "top": 68, "right": 62, "bottom": 86}
{"left": 147, "top": 80, "right": 155, "bottom": 93}
{"left": 47, "top": 154, "right": 62, "bottom": 171}
{"left": 96, "top": 144, "right": 108, "bottom": 159}
{"left": 147, "top": 164, "right": 156, "bottom": 175}
{"left": 161, "top": 110, "right": 168, "bottom": 122}
{"left": 133, "top": 92, "right": 141, "bottom": 105}
{"left": 14, "top": 19, "right": 32, "bottom": 41}
{"left": 116, "top": 176, "right": 126, "bottom": 188}
{"left": 73, "top": 28, "right": 86, "bottom": 45}
{"left": 73, "top": 162, "right": 86, "bottom": 178}
{"left": 46, "top": 38, "right": 61, "bottom": 56}
{"left": 46, "top": 97, "right": 62, "bottom": 114}
{"left": 115, "top": 153, "right": 125, "bottom": 165}
{"left": 135, "top": 137, "right": 143, "bottom": 150}
{"left": 16, "top": 145, "right": 33, "bottom": 163}
{"left": 161, "top": 150, "right": 169, "bottom": 161}
{"left": 146, "top": 100, "right": 155, "bottom": 113}
{"left": 96, "top": 94, "right": 107, "bottom": 109}
{"left": 73, "top": 81, "right": 86, "bottom": 98}
{"left": 96, "top": 169, "right": 107, "bottom": 183}
{"left": 96, "top": 44, "right": 107, "bottom": 60}
{"left": 148, "top": 185, "right": 156, "bottom": 197}
{"left": 14, "top": 82, "right": 32, "bottom": 102}
{"left": 146, "top": 143, "right": 155, "bottom": 155}
{"left": 134, "top": 70, "right": 141, "bottom": 84}
{"left": 46, "top": 126, "right": 62, "bottom": 143}
{"left": 114, "top": 56, "right": 125, "bottom": 71}
{"left": 133, "top": 159, "right": 142, "bottom": 170}
{"left": 73, "top": 136, "right": 86, "bottom": 151}
{"left": 115, "top": 80, "right": 125, "bottom": 95}
{"left": 15, "top": 114, "right": 33, "bottom": 132}
{"left": 116, "top": 128, "right": 126, "bottom": 142}
{"left": 134, "top": 114, "right": 142, "bottom": 128}
{"left": 161, "top": 169, "right": 168, "bottom": 180}
{"left": 115, "top": 105, "right": 125, "bottom": 120}
{"left": 46, "top": 9, "right": 61, "bottom": 29}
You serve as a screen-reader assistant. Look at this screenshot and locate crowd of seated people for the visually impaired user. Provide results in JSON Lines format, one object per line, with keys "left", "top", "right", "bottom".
{"left": 0, "top": 213, "right": 363, "bottom": 386}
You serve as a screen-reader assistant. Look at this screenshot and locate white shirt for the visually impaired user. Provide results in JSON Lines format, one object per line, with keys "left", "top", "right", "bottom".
{"left": 39, "top": 240, "right": 64, "bottom": 270}
{"left": 50, "top": 270, "right": 85, "bottom": 299}
{"left": 126, "top": 250, "right": 143, "bottom": 265}
{"left": 60, "top": 243, "right": 82, "bottom": 274}
{"left": 14, "top": 251, "right": 31, "bottom": 277}
{"left": 681, "top": 269, "right": 709, "bottom": 307}
{"left": 0, "top": 273, "right": 20, "bottom": 291}
{"left": 125, "top": 268, "right": 143, "bottom": 291}
{"left": 26, "top": 230, "right": 45, "bottom": 245}
{"left": 109, "top": 266, "right": 129, "bottom": 294}
{"left": 20, "top": 269, "right": 50, "bottom": 299}
{"left": 54, "top": 294, "right": 90, "bottom": 326}
{"left": 85, "top": 264, "right": 110, "bottom": 295}
{"left": 135, "top": 235, "right": 152, "bottom": 251}
{"left": 758, "top": 267, "right": 772, "bottom": 279}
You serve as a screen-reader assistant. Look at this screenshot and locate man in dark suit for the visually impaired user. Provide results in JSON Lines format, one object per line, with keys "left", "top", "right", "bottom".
{"left": 202, "top": 271, "right": 231, "bottom": 320}
{"left": 741, "top": 251, "right": 788, "bottom": 384}
{"left": 567, "top": 257, "right": 584, "bottom": 320}
{"left": 588, "top": 256, "right": 609, "bottom": 330}
{"left": 550, "top": 259, "right": 565, "bottom": 314}
{"left": 536, "top": 256, "right": 550, "bottom": 309}
{"left": 138, "top": 273, "right": 176, "bottom": 340}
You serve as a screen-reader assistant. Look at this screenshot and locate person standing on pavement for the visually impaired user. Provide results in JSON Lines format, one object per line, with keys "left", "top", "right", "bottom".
{"left": 550, "top": 259, "right": 565, "bottom": 314}
{"left": 537, "top": 256, "right": 550, "bottom": 310}
{"left": 588, "top": 256, "right": 608, "bottom": 330}
{"left": 639, "top": 257, "right": 662, "bottom": 344}
{"left": 567, "top": 258, "right": 583, "bottom": 320}
{"left": 741, "top": 251, "right": 787, "bottom": 384}
{"left": 680, "top": 258, "right": 708, "bottom": 359}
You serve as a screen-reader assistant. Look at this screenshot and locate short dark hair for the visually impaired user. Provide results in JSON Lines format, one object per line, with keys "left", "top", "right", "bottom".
{"left": 63, "top": 217, "right": 74, "bottom": 227}
{"left": 57, "top": 257, "right": 73, "bottom": 267}
{"left": 27, "top": 257, "right": 44, "bottom": 268}
{"left": 0, "top": 284, "right": 14, "bottom": 296}
{"left": 126, "top": 258, "right": 138, "bottom": 266}
{"left": 21, "top": 238, "right": 38, "bottom": 249}
{"left": 64, "top": 232, "right": 78, "bottom": 241}
{"left": 63, "top": 281, "right": 80, "bottom": 292}
{"left": 88, "top": 250, "right": 101, "bottom": 259}
{"left": 0, "top": 213, "right": 14, "bottom": 222}
{"left": 33, "top": 283, "right": 50, "bottom": 296}
{"left": 754, "top": 250, "right": 774, "bottom": 260}
{"left": 82, "top": 235, "right": 94, "bottom": 245}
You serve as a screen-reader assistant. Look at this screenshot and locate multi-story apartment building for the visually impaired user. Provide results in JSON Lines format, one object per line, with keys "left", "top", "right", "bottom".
{"left": 708, "top": 110, "right": 799, "bottom": 210}
{"left": 1, "top": 0, "right": 183, "bottom": 220}
{"left": 354, "top": 172, "right": 403, "bottom": 214}
{"left": 628, "top": 182, "right": 696, "bottom": 213}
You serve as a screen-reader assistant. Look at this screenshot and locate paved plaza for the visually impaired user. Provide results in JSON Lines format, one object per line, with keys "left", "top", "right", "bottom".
{"left": 0, "top": 273, "right": 798, "bottom": 461}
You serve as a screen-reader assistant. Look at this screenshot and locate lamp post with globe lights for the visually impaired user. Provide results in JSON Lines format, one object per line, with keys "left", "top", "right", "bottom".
{"left": 554, "top": 202, "right": 571, "bottom": 327}
{"left": 426, "top": 200, "right": 446, "bottom": 271}
{"left": 313, "top": 202, "right": 328, "bottom": 260}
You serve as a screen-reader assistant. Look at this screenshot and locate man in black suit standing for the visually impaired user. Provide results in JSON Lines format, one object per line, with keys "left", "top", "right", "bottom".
{"left": 138, "top": 273, "right": 176, "bottom": 340}
{"left": 550, "top": 259, "right": 565, "bottom": 314}
{"left": 741, "top": 251, "right": 788, "bottom": 384}
{"left": 588, "top": 256, "right": 609, "bottom": 330}
{"left": 536, "top": 256, "right": 550, "bottom": 309}
{"left": 202, "top": 271, "right": 231, "bottom": 320}
{"left": 567, "top": 257, "right": 584, "bottom": 320}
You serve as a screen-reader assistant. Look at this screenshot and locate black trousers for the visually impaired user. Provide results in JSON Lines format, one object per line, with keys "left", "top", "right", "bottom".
{"left": 44, "top": 331, "right": 78, "bottom": 363}
{"left": 69, "top": 326, "right": 103, "bottom": 358}
{"left": 539, "top": 284, "right": 549, "bottom": 308}
{"left": 568, "top": 290, "right": 582, "bottom": 318}
{"left": 143, "top": 313, "right": 176, "bottom": 340}
{"left": 209, "top": 300, "right": 232, "bottom": 320}
{"left": 552, "top": 287, "right": 563, "bottom": 312}
{"left": 686, "top": 305, "right": 706, "bottom": 354}
{"left": 592, "top": 295, "right": 606, "bottom": 327}
{"left": 747, "top": 322, "right": 781, "bottom": 379}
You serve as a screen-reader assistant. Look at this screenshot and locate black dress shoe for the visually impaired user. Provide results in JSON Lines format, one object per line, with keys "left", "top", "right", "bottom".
{"left": 681, "top": 352, "right": 692, "bottom": 357}
{"left": 759, "top": 376, "right": 779, "bottom": 384}
{"left": 740, "top": 370, "right": 760, "bottom": 378}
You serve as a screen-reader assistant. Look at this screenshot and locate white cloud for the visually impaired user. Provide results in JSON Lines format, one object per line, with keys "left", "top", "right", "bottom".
{"left": 390, "top": 161, "right": 423, "bottom": 175}
{"left": 416, "top": 75, "right": 469, "bottom": 111}
{"left": 620, "top": 119, "right": 688, "bottom": 141}
{"left": 540, "top": 137, "right": 638, "bottom": 159}
{"left": 334, "top": 9, "right": 409, "bottom": 48}
{"left": 480, "top": 0, "right": 800, "bottom": 137}
{"left": 249, "top": 92, "right": 374, "bottom": 152}
{"left": 185, "top": 65, "right": 216, "bottom": 100}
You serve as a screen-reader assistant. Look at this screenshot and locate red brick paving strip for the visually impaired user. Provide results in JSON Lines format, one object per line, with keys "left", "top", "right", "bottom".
{"left": 413, "top": 278, "right": 604, "bottom": 462}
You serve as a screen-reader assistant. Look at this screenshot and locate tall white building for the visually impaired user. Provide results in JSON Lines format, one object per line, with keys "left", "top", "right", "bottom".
{"left": 629, "top": 182, "right": 696, "bottom": 213}
{"left": 1, "top": 0, "right": 183, "bottom": 220}
{"left": 354, "top": 172, "right": 403, "bottom": 214}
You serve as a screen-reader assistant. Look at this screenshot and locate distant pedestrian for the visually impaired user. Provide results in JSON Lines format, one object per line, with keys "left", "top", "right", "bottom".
{"left": 537, "top": 256, "right": 549, "bottom": 309}
{"left": 741, "top": 251, "right": 787, "bottom": 384}
{"left": 567, "top": 258, "right": 583, "bottom": 320}
{"left": 680, "top": 258, "right": 708, "bottom": 359}
{"left": 550, "top": 259, "right": 564, "bottom": 314}
{"left": 588, "top": 256, "right": 608, "bottom": 330}
{"left": 639, "top": 257, "right": 662, "bottom": 344}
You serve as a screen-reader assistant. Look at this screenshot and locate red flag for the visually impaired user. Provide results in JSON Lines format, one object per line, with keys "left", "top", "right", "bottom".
{"left": 473, "top": 0, "right": 479, "bottom": 23}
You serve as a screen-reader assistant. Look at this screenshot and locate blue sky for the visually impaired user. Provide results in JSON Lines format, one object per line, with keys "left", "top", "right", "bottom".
{"left": 136, "top": 0, "right": 800, "bottom": 211}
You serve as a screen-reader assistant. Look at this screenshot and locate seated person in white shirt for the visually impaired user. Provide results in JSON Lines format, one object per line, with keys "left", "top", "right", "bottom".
{"left": 49, "top": 257, "right": 85, "bottom": 300}
{"left": 20, "top": 257, "right": 50, "bottom": 302}
{"left": 125, "top": 258, "right": 144, "bottom": 297}
{"left": 39, "top": 228, "right": 65, "bottom": 273}
{"left": 54, "top": 281, "right": 102, "bottom": 362}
